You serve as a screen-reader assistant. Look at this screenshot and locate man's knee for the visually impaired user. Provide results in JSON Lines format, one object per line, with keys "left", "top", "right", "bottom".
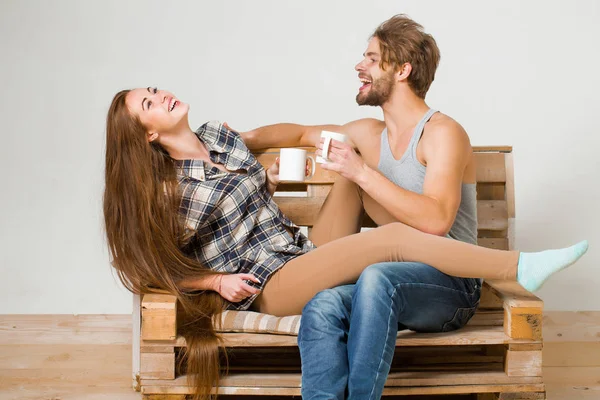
{"left": 299, "top": 286, "right": 353, "bottom": 338}
{"left": 357, "top": 262, "right": 436, "bottom": 291}
{"left": 356, "top": 263, "right": 397, "bottom": 293}
{"left": 302, "top": 286, "right": 352, "bottom": 321}
{"left": 354, "top": 262, "right": 433, "bottom": 308}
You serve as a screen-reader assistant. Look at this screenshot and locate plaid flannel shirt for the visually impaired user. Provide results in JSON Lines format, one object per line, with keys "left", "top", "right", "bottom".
{"left": 174, "top": 121, "right": 315, "bottom": 311}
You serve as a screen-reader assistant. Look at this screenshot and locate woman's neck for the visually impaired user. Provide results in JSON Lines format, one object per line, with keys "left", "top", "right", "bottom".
{"left": 159, "top": 125, "right": 209, "bottom": 161}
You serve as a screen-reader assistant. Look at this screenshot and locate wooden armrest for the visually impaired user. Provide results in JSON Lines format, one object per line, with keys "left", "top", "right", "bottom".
{"left": 141, "top": 293, "right": 178, "bottom": 341}
{"left": 483, "top": 280, "right": 543, "bottom": 341}
{"left": 483, "top": 280, "right": 543, "bottom": 309}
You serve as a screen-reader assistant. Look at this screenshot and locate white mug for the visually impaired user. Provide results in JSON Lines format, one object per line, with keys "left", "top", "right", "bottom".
{"left": 279, "top": 148, "right": 316, "bottom": 182}
{"left": 316, "top": 130, "right": 349, "bottom": 163}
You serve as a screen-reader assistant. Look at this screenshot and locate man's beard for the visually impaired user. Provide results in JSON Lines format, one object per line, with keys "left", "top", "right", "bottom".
{"left": 356, "top": 71, "right": 395, "bottom": 106}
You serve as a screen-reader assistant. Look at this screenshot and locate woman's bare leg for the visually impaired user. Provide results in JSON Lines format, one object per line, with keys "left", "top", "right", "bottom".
{"left": 308, "top": 176, "right": 399, "bottom": 246}
{"left": 258, "top": 178, "right": 589, "bottom": 315}
{"left": 254, "top": 222, "right": 520, "bottom": 316}
{"left": 308, "top": 177, "right": 364, "bottom": 247}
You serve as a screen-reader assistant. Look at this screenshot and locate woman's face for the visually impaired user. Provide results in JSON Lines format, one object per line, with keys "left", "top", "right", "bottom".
{"left": 126, "top": 87, "right": 190, "bottom": 137}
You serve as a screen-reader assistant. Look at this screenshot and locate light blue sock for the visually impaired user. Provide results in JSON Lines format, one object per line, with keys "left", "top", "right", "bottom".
{"left": 517, "top": 240, "right": 589, "bottom": 292}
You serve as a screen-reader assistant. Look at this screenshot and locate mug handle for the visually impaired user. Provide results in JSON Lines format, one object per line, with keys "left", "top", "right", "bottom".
{"left": 306, "top": 156, "right": 316, "bottom": 180}
{"left": 321, "top": 136, "right": 332, "bottom": 161}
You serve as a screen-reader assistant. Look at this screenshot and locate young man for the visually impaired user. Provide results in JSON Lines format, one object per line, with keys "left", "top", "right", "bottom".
{"left": 242, "top": 14, "right": 480, "bottom": 400}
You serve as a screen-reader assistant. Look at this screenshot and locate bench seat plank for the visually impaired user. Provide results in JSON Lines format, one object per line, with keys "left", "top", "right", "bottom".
{"left": 140, "top": 324, "right": 540, "bottom": 349}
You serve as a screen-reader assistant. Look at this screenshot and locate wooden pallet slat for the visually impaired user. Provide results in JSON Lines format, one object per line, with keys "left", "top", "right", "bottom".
{"left": 478, "top": 200, "right": 509, "bottom": 231}
{"left": 479, "top": 238, "right": 510, "bottom": 250}
{"left": 475, "top": 152, "right": 508, "bottom": 183}
{"left": 505, "top": 307, "right": 543, "bottom": 341}
{"left": 141, "top": 369, "right": 544, "bottom": 395}
{"left": 140, "top": 352, "right": 176, "bottom": 380}
{"left": 478, "top": 392, "right": 546, "bottom": 400}
{"left": 139, "top": 386, "right": 545, "bottom": 398}
{"left": 505, "top": 350, "right": 543, "bottom": 377}
{"left": 274, "top": 198, "right": 510, "bottom": 231}
{"left": 141, "top": 295, "right": 177, "bottom": 341}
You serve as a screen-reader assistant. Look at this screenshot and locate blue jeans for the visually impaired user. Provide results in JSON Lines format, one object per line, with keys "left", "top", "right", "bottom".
{"left": 298, "top": 262, "right": 481, "bottom": 400}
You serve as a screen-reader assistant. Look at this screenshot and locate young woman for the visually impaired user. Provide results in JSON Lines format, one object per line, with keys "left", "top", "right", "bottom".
{"left": 104, "top": 87, "right": 587, "bottom": 399}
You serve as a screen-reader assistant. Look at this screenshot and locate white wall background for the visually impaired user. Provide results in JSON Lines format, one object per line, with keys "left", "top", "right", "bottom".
{"left": 1, "top": 0, "right": 598, "bottom": 313}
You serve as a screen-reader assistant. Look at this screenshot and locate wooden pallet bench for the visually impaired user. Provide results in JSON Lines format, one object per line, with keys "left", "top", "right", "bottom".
{"left": 133, "top": 146, "right": 546, "bottom": 399}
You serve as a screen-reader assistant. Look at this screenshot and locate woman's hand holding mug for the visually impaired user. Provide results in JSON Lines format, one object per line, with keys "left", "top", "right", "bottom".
{"left": 275, "top": 150, "right": 316, "bottom": 183}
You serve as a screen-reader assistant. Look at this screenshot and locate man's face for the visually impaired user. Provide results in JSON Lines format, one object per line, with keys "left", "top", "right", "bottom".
{"left": 355, "top": 37, "right": 396, "bottom": 107}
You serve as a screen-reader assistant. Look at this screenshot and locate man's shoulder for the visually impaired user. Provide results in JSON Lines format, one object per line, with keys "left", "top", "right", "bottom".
{"left": 427, "top": 113, "right": 467, "bottom": 134}
{"left": 341, "top": 118, "right": 385, "bottom": 148}
{"left": 423, "top": 112, "right": 470, "bottom": 145}
{"left": 342, "top": 118, "right": 386, "bottom": 135}
{"left": 419, "top": 113, "right": 472, "bottom": 164}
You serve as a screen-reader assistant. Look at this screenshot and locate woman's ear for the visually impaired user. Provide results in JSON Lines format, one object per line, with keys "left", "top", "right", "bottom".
{"left": 396, "top": 62, "right": 412, "bottom": 82}
{"left": 148, "top": 132, "right": 159, "bottom": 142}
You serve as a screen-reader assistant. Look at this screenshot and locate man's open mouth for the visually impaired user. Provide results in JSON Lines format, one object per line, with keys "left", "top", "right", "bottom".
{"left": 359, "top": 78, "right": 372, "bottom": 91}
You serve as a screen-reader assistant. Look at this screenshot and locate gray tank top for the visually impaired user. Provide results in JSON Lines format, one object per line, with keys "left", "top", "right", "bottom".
{"left": 378, "top": 109, "right": 478, "bottom": 245}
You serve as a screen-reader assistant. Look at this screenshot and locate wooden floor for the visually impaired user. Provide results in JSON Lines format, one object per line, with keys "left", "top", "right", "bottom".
{"left": 0, "top": 312, "right": 598, "bottom": 400}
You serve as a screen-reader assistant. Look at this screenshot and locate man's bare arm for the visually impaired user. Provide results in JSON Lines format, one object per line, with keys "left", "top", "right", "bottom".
{"left": 241, "top": 123, "right": 343, "bottom": 150}
{"left": 239, "top": 117, "right": 386, "bottom": 150}
{"left": 356, "top": 122, "right": 471, "bottom": 235}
